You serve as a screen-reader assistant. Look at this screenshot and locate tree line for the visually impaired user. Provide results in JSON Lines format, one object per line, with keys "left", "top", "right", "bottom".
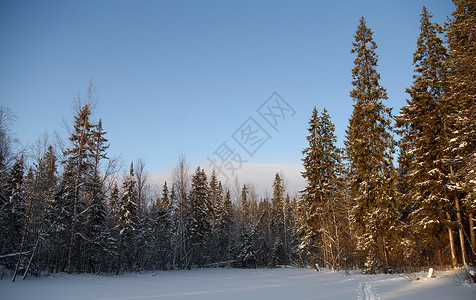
{"left": 297, "top": 2, "right": 475, "bottom": 273}
{"left": 1, "top": 1, "right": 474, "bottom": 278}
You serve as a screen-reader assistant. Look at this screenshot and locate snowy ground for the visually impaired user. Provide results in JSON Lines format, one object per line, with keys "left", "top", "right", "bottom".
{"left": 1, "top": 268, "right": 475, "bottom": 300}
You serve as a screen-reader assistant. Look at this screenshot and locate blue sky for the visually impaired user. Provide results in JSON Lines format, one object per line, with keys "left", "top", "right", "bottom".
{"left": 0, "top": 0, "right": 455, "bottom": 195}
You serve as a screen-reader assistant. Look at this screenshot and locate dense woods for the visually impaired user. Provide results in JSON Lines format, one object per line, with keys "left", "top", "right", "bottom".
{"left": 1, "top": 1, "right": 474, "bottom": 278}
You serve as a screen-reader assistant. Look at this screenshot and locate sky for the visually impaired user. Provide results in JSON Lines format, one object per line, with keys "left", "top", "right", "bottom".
{"left": 0, "top": 0, "right": 455, "bottom": 197}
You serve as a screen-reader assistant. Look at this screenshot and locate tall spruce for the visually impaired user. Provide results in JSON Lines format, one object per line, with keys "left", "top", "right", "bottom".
{"left": 443, "top": 0, "right": 476, "bottom": 265}
{"left": 345, "top": 17, "right": 396, "bottom": 273}
{"left": 396, "top": 7, "right": 452, "bottom": 267}
{"left": 188, "top": 167, "right": 211, "bottom": 267}
{"left": 86, "top": 117, "right": 111, "bottom": 273}
{"left": 299, "top": 107, "right": 345, "bottom": 269}
{"left": 62, "top": 102, "right": 95, "bottom": 273}
{"left": 30, "top": 145, "right": 57, "bottom": 273}
{"left": 270, "top": 173, "right": 286, "bottom": 266}
{"left": 150, "top": 182, "right": 173, "bottom": 270}
{"left": 170, "top": 155, "right": 190, "bottom": 269}
{"left": 0, "top": 157, "right": 26, "bottom": 272}
{"left": 117, "top": 162, "right": 139, "bottom": 272}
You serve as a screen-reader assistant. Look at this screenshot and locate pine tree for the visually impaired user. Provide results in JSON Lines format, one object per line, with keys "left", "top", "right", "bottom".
{"left": 109, "top": 183, "right": 120, "bottom": 225}
{"left": 240, "top": 184, "right": 251, "bottom": 226}
{"left": 0, "top": 106, "right": 17, "bottom": 184}
{"left": 61, "top": 102, "right": 95, "bottom": 273}
{"left": 219, "top": 189, "right": 235, "bottom": 265}
{"left": 299, "top": 107, "right": 346, "bottom": 269}
{"left": 345, "top": 17, "right": 396, "bottom": 273}
{"left": 170, "top": 155, "right": 190, "bottom": 269}
{"left": 117, "top": 162, "right": 139, "bottom": 272}
{"left": 87, "top": 173, "right": 112, "bottom": 273}
{"left": 238, "top": 223, "right": 257, "bottom": 268}
{"left": 85, "top": 117, "right": 111, "bottom": 273}
{"left": 396, "top": 7, "right": 452, "bottom": 267}
{"left": 443, "top": 0, "right": 476, "bottom": 265}
{"left": 25, "top": 146, "right": 56, "bottom": 274}
{"left": 256, "top": 197, "right": 272, "bottom": 267}
{"left": 0, "top": 157, "right": 26, "bottom": 271}
{"left": 188, "top": 167, "right": 211, "bottom": 267}
{"left": 91, "top": 119, "right": 109, "bottom": 176}
{"left": 271, "top": 172, "right": 286, "bottom": 266}
{"left": 150, "top": 182, "right": 173, "bottom": 270}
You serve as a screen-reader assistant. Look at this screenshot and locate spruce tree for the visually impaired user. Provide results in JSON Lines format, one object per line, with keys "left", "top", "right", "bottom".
{"left": 109, "top": 183, "right": 120, "bottom": 225}
{"left": 87, "top": 172, "right": 112, "bottom": 273}
{"left": 0, "top": 157, "right": 26, "bottom": 271}
{"left": 299, "top": 107, "right": 345, "bottom": 269}
{"left": 150, "top": 182, "right": 173, "bottom": 270}
{"left": 443, "top": 0, "right": 476, "bottom": 265}
{"left": 91, "top": 119, "right": 109, "bottom": 176}
{"left": 61, "top": 103, "right": 95, "bottom": 273}
{"left": 86, "top": 117, "right": 111, "bottom": 273}
{"left": 396, "top": 7, "right": 452, "bottom": 267}
{"left": 219, "top": 189, "right": 234, "bottom": 265}
{"left": 170, "top": 155, "right": 190, "bottom": 269}
{"left": 345, "top": 17, "right": 396, "bottom": 273}
{"left": 188, "top": 167, "right": 211, "bottom": 267}
{"left": 118, "top": 162, "right": 139, "bottom": 272}
{"left": 24, "top": 148, "right": 56, "bottom": 274}
{"left": 271, "top": 172, "right": 286, "bottom": 266}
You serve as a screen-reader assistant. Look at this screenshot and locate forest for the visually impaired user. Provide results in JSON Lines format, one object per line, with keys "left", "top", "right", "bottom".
{"left": 0, "top": 1, "right": 474, "bottom": 279}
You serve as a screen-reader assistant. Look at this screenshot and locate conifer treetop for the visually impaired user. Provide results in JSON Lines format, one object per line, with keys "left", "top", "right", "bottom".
{"left": 350, "top": 17, "right": 388, "bottom": 105}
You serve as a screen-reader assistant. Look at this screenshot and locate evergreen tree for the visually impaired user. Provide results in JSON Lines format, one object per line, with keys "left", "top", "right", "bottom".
{"left": 26, "top": 146, "right": 56, "bottom": 274}
{"left": 61, "top": 102, "right": 95, "bottom": 273}
{"left": 0, "top": 157, "right": 26, "bottom": 271}
{"left": 109, "top": 183, "right": 120, "bottom": 225}
{"left": 238, "top": 223, "right": 257, "bottom": 268}
{"left": 91, "top": 119, "right": 109, "bottom": 176}
{"left": 150, "top": 182, "right": 173, "bottom": 270}
{"left": 117, "top": 162, "right": 139, "bottom": 272}
{"left": 240, "top": 184, "right": 251, "bottom": 226}
{"left": 256, "top": 197, "right": 272, "bottom": 267}
{"left": 345, "top": 17, "right": 396, "bottom": 273}
{"left": 396, "top": 7, "right": 452, "bottom": 267}
{"left": 0, "top": 106, "right": 17, "bottom": 184}
{"left": 212, "top": 186, "right": 235, "bottom": 265}
{"left": 299, "top": 107, "right": 346, "bottom": 269}
{"left": 443, "top": 0, "right": 476, "bottom": 265}
{"left": 270, "top": 173, "right": 286, "bottom": 266}
{"left": 188, "top": 167, "right": 211, "bottom": 267}
{"left": 84, "top": 117, "right": 111, "bottom": 273}
{"left": 170, "top": 155, "right": 190, "bottom": 269}
{"left": 87, "top": 172, "right": 112, "bottom": 273}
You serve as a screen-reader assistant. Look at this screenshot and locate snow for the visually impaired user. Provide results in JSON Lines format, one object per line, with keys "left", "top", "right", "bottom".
{"left": 1, "top": 268, "right": 474, "bottom": 300}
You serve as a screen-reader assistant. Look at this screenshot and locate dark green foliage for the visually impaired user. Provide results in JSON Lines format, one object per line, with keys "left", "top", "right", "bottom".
{"left": 298, "top": 107, "right": 347, "bottom": 270}
{"left": 117, "top": 162, "right": 140, "bottom": 272}
{"left": 443, "top": 0, "right": 476, "bottom": 264}
{"left": 188, "top": 167, "right": 211, "bottom": 267}
{"left": 0, "top": 157, "right": 26, "bottom": 270}
{"left": 396, "top": 7, "right": 450, "bottom": 266}
{"left": 2, "top": 3, "right": 473, "bottom": 274}
{"left": 345, "top": 17, "right": 396, "bottom": 273}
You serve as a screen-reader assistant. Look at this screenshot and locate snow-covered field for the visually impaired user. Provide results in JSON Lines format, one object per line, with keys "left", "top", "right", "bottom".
{"left": 1, "top": 268, "right": 474, "bottom": 300}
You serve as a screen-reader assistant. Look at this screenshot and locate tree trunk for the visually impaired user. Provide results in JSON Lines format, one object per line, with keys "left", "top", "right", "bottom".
{"left": 23, "top": 234, "right": 40, "bottom": 279}
{"left": 12, "top": 228, "right": 27, "bottom": 282}
{"left": 446, "top": 211, "right": 458, "bottom": 268}
{"left": 449, "top": 162, "right": 467, "bottom": 266}
{"left": 454, "top": 197, "right": 467, "bottom": 265}
{"left": 469, "top": 211, "right": 476, "bottom": 263}
{"left": 437, "top": 249, "right": 444, "bottom": 270}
